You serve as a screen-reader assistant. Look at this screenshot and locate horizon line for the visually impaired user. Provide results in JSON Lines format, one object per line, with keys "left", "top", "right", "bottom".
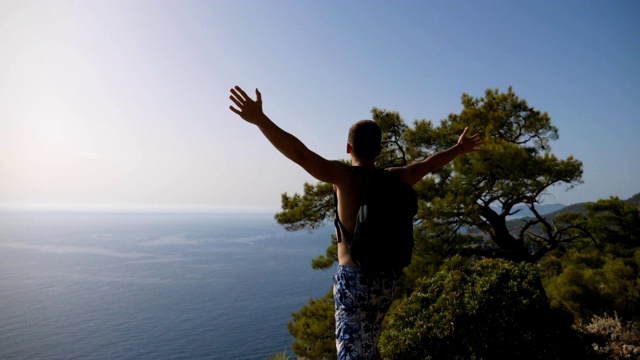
{"left": 0, "top": 202, "right": 280, "bottom": 214}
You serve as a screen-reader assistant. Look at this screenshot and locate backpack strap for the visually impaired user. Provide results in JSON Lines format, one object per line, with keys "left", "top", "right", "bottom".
{"left": 333, "top": 166, "right": 372, "bottom": 244}
{"left": 333, "top": 191, "right": 349, "bottom": 243}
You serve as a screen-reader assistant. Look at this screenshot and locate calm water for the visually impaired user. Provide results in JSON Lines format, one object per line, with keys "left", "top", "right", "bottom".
{"left": 0, "top": 210, "right": 335, "bottom": 360}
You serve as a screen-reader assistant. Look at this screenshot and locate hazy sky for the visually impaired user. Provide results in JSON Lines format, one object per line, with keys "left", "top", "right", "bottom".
{"left": 1, "top": 0, "right": 638, "bottom": 211}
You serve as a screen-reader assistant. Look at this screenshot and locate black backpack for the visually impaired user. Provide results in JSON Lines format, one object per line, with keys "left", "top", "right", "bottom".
{"left": 334, "top": 167, "right": 418, "bottom": 274}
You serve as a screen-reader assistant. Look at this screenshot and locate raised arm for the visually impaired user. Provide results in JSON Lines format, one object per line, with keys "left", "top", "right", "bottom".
{"left": 229, "top": 86, "right": 350, "bottom": 185}
{"left": 390, "top": 127, "right": 484, "bottom": 185}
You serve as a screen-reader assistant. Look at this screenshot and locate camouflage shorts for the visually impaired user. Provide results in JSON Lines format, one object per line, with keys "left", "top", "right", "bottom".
{"left": 333, "top": 265, "right": 397, "bottom": 360}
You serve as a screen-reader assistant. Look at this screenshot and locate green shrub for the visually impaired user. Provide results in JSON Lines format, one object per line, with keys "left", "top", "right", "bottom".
{"left": 379, "top": 256, "right": 597, "bottom": 359}
{"left": 287, "top": 290, "right": 337, "bottom": 359}
{"left": 542, "top": 198, "right": 640, "bottom": 324}
{"left": 265, "top": 350, "right": 293, "bottom": 360}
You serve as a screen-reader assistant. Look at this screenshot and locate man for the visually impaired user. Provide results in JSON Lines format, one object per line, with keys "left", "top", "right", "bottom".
{"left": 229, "top": 86, "right": 483, "bottom": 359}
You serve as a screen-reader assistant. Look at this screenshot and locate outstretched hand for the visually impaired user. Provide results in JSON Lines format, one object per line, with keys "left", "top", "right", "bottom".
{"left": 229, "top": 86, "right": 265, "bottom": 124}
{"left": 457, "top": 127, "right": 484, "bottom": 153}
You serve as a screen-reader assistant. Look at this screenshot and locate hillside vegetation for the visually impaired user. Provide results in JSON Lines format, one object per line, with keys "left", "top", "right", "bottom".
{"left": 276, "top": 87, "right": 639, "bottom": 359}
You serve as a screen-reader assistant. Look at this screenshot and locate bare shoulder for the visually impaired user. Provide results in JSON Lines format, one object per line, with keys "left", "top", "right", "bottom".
{"left": 300, "top": 155, "right": 353, "bottom": 186}
{"left": 385, "top": 166, "right": 415, "bottom": 185}
{"left": 329, "top": 162, "right": 360, "bottom": 187}
{"left": 314, "top": 159, "right": 356, "bottom": 186}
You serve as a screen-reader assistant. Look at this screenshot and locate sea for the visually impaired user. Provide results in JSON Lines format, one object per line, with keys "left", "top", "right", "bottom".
{"left": 0, "top": 209, "right": 336, "bottom": 360}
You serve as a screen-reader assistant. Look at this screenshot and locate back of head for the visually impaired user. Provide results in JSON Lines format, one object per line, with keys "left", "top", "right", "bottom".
{"left": 348, "top": 120, "right": 382, "bottom": 160}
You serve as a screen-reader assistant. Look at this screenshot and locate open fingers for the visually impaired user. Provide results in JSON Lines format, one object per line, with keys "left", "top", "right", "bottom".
{"left": 230, "top": 87, "right": 245, "bottom": 102}
{"left": 470, "top": 135, "right": 485, "bottom": 151}
{"left": 229, "top": 93, "right": 243, "bottom": 109}
{"left": 229, "top": 86, "right": 262, "bottom": 119}
{"left": 233, "top": 86, "right": 250, "bottom": 101}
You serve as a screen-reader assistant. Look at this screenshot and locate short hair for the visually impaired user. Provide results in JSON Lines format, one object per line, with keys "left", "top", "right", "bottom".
{"left": 348, "top": 120, "right": 382, "bottom": 160}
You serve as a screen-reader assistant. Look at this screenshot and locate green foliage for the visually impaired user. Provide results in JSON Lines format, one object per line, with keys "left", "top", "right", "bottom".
{"left": 430, "top": 88, "right": 583, "bottom": 262}
{"left": 287, "top": 290, "right": 337, "bottom": 360}
{"left": 310, "top": 234, "right": 338, "bottom": 270}
{"left": 379, "top": 256, "right": 597, "bottom": 359}
{"left": 542, "top": 197, "right": 640, "bottom": 323}
{"left": 265, "top": 350, "right": 293, "bottom": 360}
{"left": 372, "top": 107, "right": 412, "bottom": 167}
{"left": 275, "top": 182, "right": 335, "bottom": 231}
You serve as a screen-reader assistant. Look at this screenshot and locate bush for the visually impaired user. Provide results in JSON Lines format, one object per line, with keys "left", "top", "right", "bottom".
{"left": 379, "top": 256, "right": 597, "bottom": 359}
{"left": 265, "top": 350, "right": 293, "bottom": 360}
{"left": 584, "top": 312, "right": 640, "bottom": 359}
{"left": 287, "top": 290, "right": 337, "bottom": 359}
{"left": 542, "top": 197, "right": 640, "bottom": 324}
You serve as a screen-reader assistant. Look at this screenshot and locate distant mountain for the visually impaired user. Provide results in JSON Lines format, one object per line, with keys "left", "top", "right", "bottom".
{"left": 504, "top": 203, "right": 567, "bottom": 220}
{"left": 546, "top": 202, "right": 588, "bottom": 217}
{"left": 505, "top": 203, "right": 586, "bottom": 231}
{"left": 626, "top": 193, "right": 640, "bottom": 208}
{"left": 466, "top": 193, "right": 638, "bottom": 239}
{"left": 489, "top": 203, "right": 567, "bottom": 221}
{"left": 465, "top": 193, "right": 638, "bottom": 237}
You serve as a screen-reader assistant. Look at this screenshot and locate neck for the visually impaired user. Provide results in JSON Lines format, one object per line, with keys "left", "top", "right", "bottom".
{"left": 350, "top": 157, "right": 376, "bottom": 169}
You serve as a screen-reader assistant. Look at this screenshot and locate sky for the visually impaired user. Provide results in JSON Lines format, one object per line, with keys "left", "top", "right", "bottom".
{"left": 1, "top": 0, "right": 638, "bottom": 212}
